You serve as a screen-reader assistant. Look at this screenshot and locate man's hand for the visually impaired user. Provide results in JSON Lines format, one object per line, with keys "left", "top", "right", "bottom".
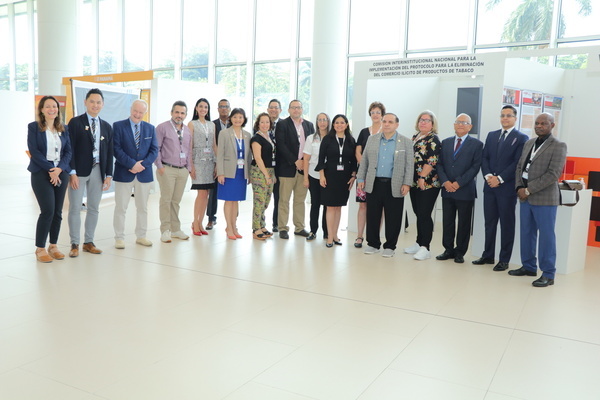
{"left": 157, "top": 167, "right": 165, "bottom": 176}
{"left": 517, "top": 187, "right": 529, "bottom": 201}
{"left": 295, "top": 159, "right": 304, "bottom": 171}
{"left": 443, "top": 181, "right": 455, "bottom": 192}
{"left": 401, "top": 184, "right": 410, "bottom": 196}
{"left": 70, "top": 174, "right": 79, "bottom": 190}
{"left": 102, "top": 177, "right": 112, "bottom": 191}
{"left": 487, "top": 176, "right": 500, "bottom": 188}
{"left": 129, "top": 161, "right": 145, "bottom": 174}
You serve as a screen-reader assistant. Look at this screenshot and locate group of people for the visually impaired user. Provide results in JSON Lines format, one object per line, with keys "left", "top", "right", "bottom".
{"left": 28, "top": 92, "right": 567, "bottom": 287}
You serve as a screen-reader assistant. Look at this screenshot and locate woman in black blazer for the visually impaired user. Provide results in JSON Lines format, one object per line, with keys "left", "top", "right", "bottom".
{"left": 27, "top": 96, "right": 72, "bottom": 262}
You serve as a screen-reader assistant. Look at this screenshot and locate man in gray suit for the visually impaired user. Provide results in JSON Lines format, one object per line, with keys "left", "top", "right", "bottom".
{"left": 357, "top": 113, "right": 413, "bottom": 257}
{"left": 509, "top": 113, "right": 567, "bottom": 287}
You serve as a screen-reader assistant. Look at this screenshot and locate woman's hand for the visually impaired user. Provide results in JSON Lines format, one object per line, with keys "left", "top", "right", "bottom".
{"left": 320, "top": 175, "right": 327, "bottom": 188}
{"left": 347, "top": 176, "right": 356, "bottom": 190}
{"left": 49, "top": 167, "right": 62, "bottom": 186}
{"left": 190, "top": 166, "right": 196, "bottom": 180}
{"left": 418, "top": 177, "right": 426, "bottom": 190}
{"left": 303, "top": 177, "right": 309, "bottom": 188}
{"left": 217, "top": 175, "right": 225, "bottom": 185}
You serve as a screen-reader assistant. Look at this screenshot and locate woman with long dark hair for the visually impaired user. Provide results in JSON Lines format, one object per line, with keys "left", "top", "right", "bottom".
{"left": 250, "top": 113, "right": 275, "bottom": 240}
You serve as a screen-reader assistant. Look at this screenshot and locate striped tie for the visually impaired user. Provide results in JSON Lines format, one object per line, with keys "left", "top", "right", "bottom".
{"left": 134, "top": 124, "right": 140, "bottom": 149}
{"left": 91, "top": 118, "right": 97, "bottom": 168}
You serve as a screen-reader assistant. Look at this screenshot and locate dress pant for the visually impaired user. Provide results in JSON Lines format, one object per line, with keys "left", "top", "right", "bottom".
{"left": 250, "top": 165, "right": 274, "bottom": 231}
{"left": 520, "top": 200, "right": 557, "bottom": 279}
{"left": 68, "top": 164, "right": 103, "bottom": 244}
{"left": 366, "top": 178, "right": 404, "bottom": 250}
{"left": 441, "top": 197, "right": 474, "bottom": 256}
{"left": 308, "top": 175, "right": 327, "bottom": 237}
{"left": 206, "top": 178, "right": 218, "bottom": 222}
{"left": 271, "top": 179, "right": 280, "bottom": 228}
{"left": 278, "top": 171, "right": 307, "bottom": 232}
{"left": 113, "top": 177, "right": 152, "bottom": 240}
{"left": 156, "top": 165, "right": 189, "bottom": 233}
{"left": 31, "top": 170, "right": 69, "bottom": 248}
{"left": 482, "top": 189, "right": 517, "bottom": 262}
{"left": 409, "top": 187, "right": 440, "bottom": 250}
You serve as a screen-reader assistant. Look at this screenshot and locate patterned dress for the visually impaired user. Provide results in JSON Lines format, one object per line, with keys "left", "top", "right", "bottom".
{"left": 190, "top": 119, "right": 216, "bottom": 190}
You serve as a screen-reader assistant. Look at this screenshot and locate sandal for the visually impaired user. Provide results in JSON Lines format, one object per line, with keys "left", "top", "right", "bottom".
{"left": 253, "top": 230, "right": 267, "bottom": 240}
{"left": 354, "top": 237, "right": 364, "bottom": 248}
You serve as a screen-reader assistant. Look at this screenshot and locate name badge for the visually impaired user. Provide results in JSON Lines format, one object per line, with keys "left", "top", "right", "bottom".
{"left": 272, "top": 160, "right": 276, "bottom": 166}
{"left": 337, "top": 164, "right": 344, "bottom": 171}
{"left": 180, "top": 152, "right": 186, "bottom": 159}
{"left": 92, "top": 150, "right": 99, "bottom": 159}
{"left": 522, "top": 161, "right": 530, "bottom": 179}
{"left": 203, "top": 148, "right": 212, "bottom": 154}
{"left": 237, "top": 158, "right": 244, "bottom": 169}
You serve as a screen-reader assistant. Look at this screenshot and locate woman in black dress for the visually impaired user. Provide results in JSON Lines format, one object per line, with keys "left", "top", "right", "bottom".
{"left": 315, "top": 114, "right": 357, "bottom": 248}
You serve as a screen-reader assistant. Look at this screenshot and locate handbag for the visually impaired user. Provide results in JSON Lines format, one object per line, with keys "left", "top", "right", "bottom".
{"left": 558, "top": 179, "right": 583, "bottom": 206}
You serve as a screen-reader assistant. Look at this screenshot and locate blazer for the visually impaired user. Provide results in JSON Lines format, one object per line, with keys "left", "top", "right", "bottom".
{"left": 481, "top": 128, "right": 528, "bottom": 195}
{"left": 68, "top": 113, "right": 114, "bottom": 180}
{"left": 437, "top": 135, "right": 483, "bottom": 201}
{"left": 216, "top": 127, "right": 252, "bottom": 179}
{"left": 27, "top": 121, "right": 72, "bottom": 174}
{"left": 274, "top": 116, "right": 315, "bottom": 178}
{"left": 112, "top": 119, "right": 158, "bottom": 183}
{"left": 515, "top": 134, "right": 567, "bottom": 206}
{"left": 213, "top": 118, "right": 231, "bottom": 144}
{"left": 356, "top": 132, "right": 413, "bottom": 198}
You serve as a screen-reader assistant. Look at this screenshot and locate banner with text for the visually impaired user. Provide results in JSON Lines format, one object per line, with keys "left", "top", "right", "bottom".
{"left": 367, "top": 55, "right": 486, "bottom": 79}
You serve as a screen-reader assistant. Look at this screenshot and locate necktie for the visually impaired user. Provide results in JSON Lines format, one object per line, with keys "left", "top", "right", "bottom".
{"left": 134, "top": 124, "right": 140, "bottom": 149}
{"left": 499, "top": 130, "right": 507, "bottom": 144}
{"left": 454, "top": 137, "right": 462, "bottom": 152}
{"left": 91, "top": 118, "right": 97, "bottom": 167}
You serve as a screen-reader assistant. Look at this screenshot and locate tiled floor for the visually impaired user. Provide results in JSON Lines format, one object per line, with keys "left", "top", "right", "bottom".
{"left": 1, "top": 163, "right": 599, "bottom": 400}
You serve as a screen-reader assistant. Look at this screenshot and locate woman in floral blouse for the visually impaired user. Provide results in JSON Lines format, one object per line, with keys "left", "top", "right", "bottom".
{"left": 404, "top": 110, "right": 441, "bottom": 261}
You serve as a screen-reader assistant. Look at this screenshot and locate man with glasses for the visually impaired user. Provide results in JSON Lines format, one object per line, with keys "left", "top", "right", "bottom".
{"left": 267, "top": 99, "right": 282, "bottom": 232}
{"left": 436, "top": 113, "right": 483, "bottom": 264}
{"left": 275, "top": 99, "right": 315, "bottom": 239}
{"left": 473, "top": 105, "right": 528, "bottom": 271}
{"left": 155, "top": 101, "right": 192, "bottom": 243}
{"left": 206, "top": 98, "right": 231, "bottom": 230}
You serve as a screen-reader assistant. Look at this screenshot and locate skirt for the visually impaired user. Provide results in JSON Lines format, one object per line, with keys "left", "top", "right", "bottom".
{"left": 217, "top": 167, "right": 247, "bottom": 201}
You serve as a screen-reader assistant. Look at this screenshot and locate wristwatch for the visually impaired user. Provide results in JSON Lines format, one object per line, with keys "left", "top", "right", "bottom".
{"left": 524, "top": 188, "right": 530, "bottom": 196}
{"left": 418, "top": 176, "right": 425, "bottom": 180}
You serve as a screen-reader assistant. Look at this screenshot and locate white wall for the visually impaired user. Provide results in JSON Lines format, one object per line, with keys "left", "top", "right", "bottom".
{"left": 0, "top": 91, "right": 35, "bottom": 166}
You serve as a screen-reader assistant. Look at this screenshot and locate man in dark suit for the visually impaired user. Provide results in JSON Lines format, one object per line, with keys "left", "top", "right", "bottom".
{"left": 67, "top": 88, "right": 114, "bottom": 257}
{"left": 509, "top": 113, "right": 567, "bottom": 287}
{"left": 267, "top": 99, "right": 282, "bottom": 232}
{"left": 473, "top": 105, "right": 528, "bottom": 271}
{"left": 436, "top": 113, "right": 483, "bottom": 264}
{"left": 206, "top": 98, "right": 231, "bottom": 230}
{"left": 112, "top": 99, "right": 158, "bottom": 249}
{"left": 275, "top": 99, "right": 315, "bottom": 239}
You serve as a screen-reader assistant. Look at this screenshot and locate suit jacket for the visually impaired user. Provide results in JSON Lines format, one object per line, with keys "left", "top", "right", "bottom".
{"left": 213, "top": 118, "right": 231, "bottom": 144}
{"left": 68, "top": 113, "right": 114, "bottom": 180}
{"left": 481, "top": 128, "right": 528, "bottom": 195}
{"left": 275, "top": 116, "right": 315, "bottom": 178}
{"left": 437, "top": 135, "right": 483, "bottom": 201}
{"left": 515, "top": 134, "right": 567, "bottom": 206}
{"left": 112, "top": 119, "right": 158, "bottom": 183}
{"left": 356, "top": 132, "right": 413, "bottom": 198}
{"left": 27, "top": 121, "right": 72, "bottom": 174}
{"left": 216, "top": 127, "right": 252, "bottom": 179}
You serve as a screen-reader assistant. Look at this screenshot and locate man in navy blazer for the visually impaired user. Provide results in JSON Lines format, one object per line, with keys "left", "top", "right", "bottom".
{"left": 112, "top": 99, "right": 158, "bottom": 249}
{"left": 67, "top": 88, "right": 114, "bottom": 257}
{"left": 436, "top": 113, "right": 483, "bottom": 263}
{"left": 473, "top": 105, "right": 528, "bottom": 271}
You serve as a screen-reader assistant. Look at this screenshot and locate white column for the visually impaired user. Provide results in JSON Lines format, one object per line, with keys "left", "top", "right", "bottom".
{"left": 37, "top": 0, "right": 79, "bottom": 95}
{"left": 309, "top": 0, "right": 349, "bottom": 118}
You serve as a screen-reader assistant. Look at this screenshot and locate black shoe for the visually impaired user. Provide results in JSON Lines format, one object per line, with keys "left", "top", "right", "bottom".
{"left": 472, "top": 257, "right": 494, "bottom": 265}
{"left": 532, "top": 276, "right": 554, "bottom": 287}
{"left": 454, "top": 254, "right": 464, "bottom": 264}
{"left": 279, "top": 231, "right": 289, "bottom": 239}
{"left": 325, "top": 242, "right": 333, "bottom": 248}
{"left": 333, "top": 240, "right": 342, "bottom": 246}
{"left": 493, "top": 262, "right": 509, "bottom": 271}
{"left": 306, "top": 232, "right": 316, "bottom": 241}
{"left": 294, "top": 229, "right": 310, "bottom": 237}
{"left": 508, "top": 267, "right": 537, "bottom": 276}
{"left": 206, "top": 221, "right": 215, "bottom": 230}
{"left": 436, "top": 250, "right": 455, "bottom": 260}
{"left": 272, "top": 226, "right": 279, "bottom": 233}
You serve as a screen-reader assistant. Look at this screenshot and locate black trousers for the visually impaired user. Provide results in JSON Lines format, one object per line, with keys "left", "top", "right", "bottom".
{"left": 206, "top": 178, "right": 219, "bottom": 222}
{"left": 31, "top": 170, "right": 69, "bottom": 248}
{"left": 366, "top": 179, "right": 405, "bottom": 250}
{"left": 409, "top": 187, "right": 440, "bottom": 250}
{"left": 308, "top": 175, "right": 327, "bottom": 236}
{"left": 271, "top": 178, "right": 280, "bottom": 228}
{"left": 441, "top": 197, "right": 474, "bottom": 256}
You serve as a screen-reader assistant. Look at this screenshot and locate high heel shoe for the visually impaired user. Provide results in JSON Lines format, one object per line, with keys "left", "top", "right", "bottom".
{"left": 200, "top": 229, "right": 209, "bottom": 235}
{"left": 234, "top": 233, "right": 243, "bottom": 239}
{"left": 191, "top": 224, "right": 202, "bottom": 236}
{"left": 325, "top": 242, "right": 333, "bottom": 248}
{"left": 333, "top": 239, "right": 342, "bottom": 246}
{"left": 253, "top": 230, "right": 266, "bottom": 240}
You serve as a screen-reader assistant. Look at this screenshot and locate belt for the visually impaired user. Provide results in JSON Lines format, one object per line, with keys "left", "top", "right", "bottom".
{"left": 375, "top": 177, "right": 391, "bottom": 183}
{"left": 163, "top": 162, "right": 186, "bottom": 169}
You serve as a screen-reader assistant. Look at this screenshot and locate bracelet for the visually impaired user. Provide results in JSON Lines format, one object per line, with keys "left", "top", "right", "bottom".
{"left": 418, "top": 176, "right": 425, "bottom": 180}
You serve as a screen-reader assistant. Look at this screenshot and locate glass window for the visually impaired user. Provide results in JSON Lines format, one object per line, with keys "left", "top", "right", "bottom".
{"left": 255, "top": 0, "right": 293, "bottom": 61}
{"left": 14, "top": 1, "right": 30, "bottom": 86}
{"left": 346, "top": 55, "right": 393, "bottom": 122}
{"left": 216, "top": 65, "right": 247, "bottom": 106}
{"left": 556, "top": 53, "right": 588, "bottom": 69}
{"left": 81, "top": 0, "right": 93, "bottom": 75}
{"left": 297, "top": 60, "right": 311, "bottom": 119}
{"left": 182, "top": 67, "right": 209, "bottom": 82}
{"left": 407, "top": 0, "right": 470, "bottom": 49}
{"left": 123, "top": 0, "right": 150, "bottom": 71}
{"left": 0, "top": 6, "right": 10, "bottom": 90}
{"left": 152, "top": 0, "right": 179, "bottom": 69}
{"left": 216, "top": 0, "right": 250, "bottom": 63}
{"left": 560, "top": 0, "right": 599, "bottom": 38}
{"left": 182, "top": 0, "right": 211, "bottom": 67}
{"left": 349, "top": 0, "right": 403, "bottom": 54}
{"left": 154, "top": 69, "right": 175, "bottom": 79}
{"left": 298, "top": 0, "right": 314, "bottom": 58}
{"left": 253, "top": 62, "right": 290, "bottom": 119}
{"left": 476, "top": 0, "right": 523, "bottom": 44}
{"left": 98, "top": 0, "right": 119, "bottom": 73}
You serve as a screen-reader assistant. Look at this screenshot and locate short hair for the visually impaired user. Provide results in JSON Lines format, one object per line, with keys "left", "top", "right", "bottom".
{"left": 131, "top": 99, "right": 148, "bottom": 110}
{"left": 268, "top": 99, "right": 281, "bottom": 109}
{"left": 253, "top": 112, "right": 273, "bottom": 133}
{"left": 383, "top": 113, "right": 399, "bottom": 123}
{"left": 85, "top": 88, "right": 104, "bottom": 101}
{"left": 414, "top": 110, "right": 439, "bottom": 134}
{"left": 229, "top": 108, "right": 248, "bottom": 127}
{"left": 456, "top": 113, "right": 472, "bottom": 124}
{"left": 171, "top": 100, "right": 187, "bottom": 113}
{"left": 502, "top": 105, "right": 517, "bottom": 116}
{"left": 192, "top": 98, "right": 211, "bottom": 121}
{"left": 37, "top": 96, "right": 65, "bottom": 133}
{"left": 368, "top": 101, "right": 386, "bottom": 116}
{"left": 218, "top": 99, "right": 230, "bottom": 106}
{"left": 288, "top": 99, "right": 302, "bottom": 108}
{"left": 328, "top": 114, "right": 352, "bottom": 139}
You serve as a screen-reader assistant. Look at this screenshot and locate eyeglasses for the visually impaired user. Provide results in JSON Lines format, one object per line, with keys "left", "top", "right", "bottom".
{"left": 290, "top": 106, "right": 302, "bottom": 110}
{"left": 218, "top": 105, "right": 230, "bottom": 109}
{"left": 454, "top": 121, "right": 471, "bottom": 125}
{"left": 500, "top": 114, "right": 515, "bottom": 118}
{"left": 317, "top": 118, "right": 328, "bottom": 123}
{"left": 268, "top": 106, "right": 280, "bottom": 110}
{"left": 369, "top": 111, "right": 381, "bottom": 115}
{"left": 419, "top": 118, "right": 432, "bottom": 123}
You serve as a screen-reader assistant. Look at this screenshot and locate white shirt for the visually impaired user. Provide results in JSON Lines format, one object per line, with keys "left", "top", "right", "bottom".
{"left": 45, "top": 129, "right": 61, "bottom": 165}
{"left": 303, "top": 133, "right": 323, "bottom": 179}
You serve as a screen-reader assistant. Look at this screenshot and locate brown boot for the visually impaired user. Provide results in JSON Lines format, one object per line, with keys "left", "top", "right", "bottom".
{"left": 35, "top": 248, "right": 53, "bottom": 263}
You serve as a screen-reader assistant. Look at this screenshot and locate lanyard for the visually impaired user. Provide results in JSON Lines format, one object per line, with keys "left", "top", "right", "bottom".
{"left": 235, "top": 134, "right": 244, "bottom": 158}
{"left": 337, "top": 136, "right": 345, "bottom": 164}
{"left": 530, "top": 141, "right": 545, "bottom": 160}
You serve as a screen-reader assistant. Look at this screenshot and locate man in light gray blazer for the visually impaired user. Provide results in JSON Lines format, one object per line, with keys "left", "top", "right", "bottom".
{"left": 509, "top": 113, "right": 567, "bottom": 287}
{"left": 357, "top": 113, "right": 413, "bottom": 257}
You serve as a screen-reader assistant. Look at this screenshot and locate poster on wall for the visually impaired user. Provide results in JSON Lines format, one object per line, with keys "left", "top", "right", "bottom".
{"left": 502, "top": 87, "right": 521, "bottom": 107}
{"left": 519, "top": 90, "right": 543, "bottom": 137}
{"left": 542, "top": 94, "right": 563, "bottom": 138}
